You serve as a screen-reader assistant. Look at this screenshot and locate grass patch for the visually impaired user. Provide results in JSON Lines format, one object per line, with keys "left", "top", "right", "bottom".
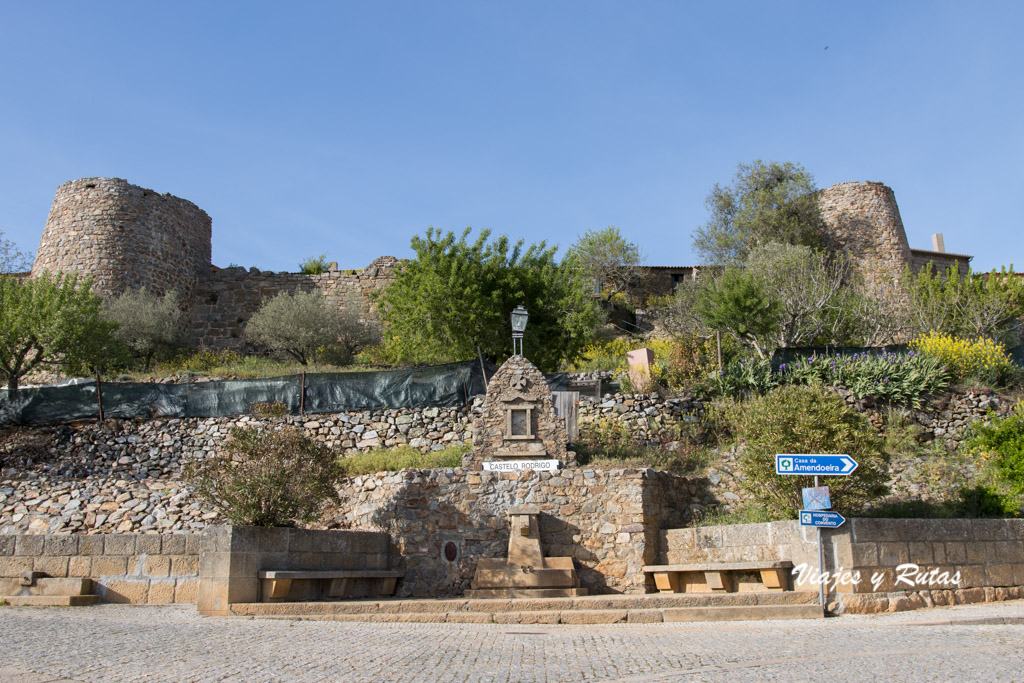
{"left": 118, "top": 349, "right": 379, "bottom": 380}
{"left": 692, "top": 502, "right": 781, "bottom": 527}
{"left": 338, "top": 443, "right": 470, "bottom": 476}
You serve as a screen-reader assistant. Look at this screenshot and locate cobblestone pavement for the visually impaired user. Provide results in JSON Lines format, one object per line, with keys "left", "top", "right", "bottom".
{"left": 2, "top": 601, "right": 1024, "bottom": 682}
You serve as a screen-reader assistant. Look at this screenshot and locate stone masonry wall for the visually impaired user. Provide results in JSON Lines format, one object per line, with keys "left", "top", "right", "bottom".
{"left": 330, "top": 467, "right": 696, "bottom": 597}
{"left": 0, "top": 532, "right": 200, "bottom": 604}
{"left": 189, "top": 256, "right": 399, "bottom": 349}
{"left": 660, "top": 519, "right": 1024, "bottom": 614}
{"left": 31, "top": 178, "right": 211, "bottom": 303}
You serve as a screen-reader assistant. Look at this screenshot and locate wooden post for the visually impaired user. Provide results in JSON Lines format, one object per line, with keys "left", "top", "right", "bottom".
{"left": 95, "top": 371, "right": 104, "bottom": 423}
{"left": 299, "top": 372, "right": 306, "bottom": 416}
{"left": 716, "top": 330, "right": 723, "bottom": 373}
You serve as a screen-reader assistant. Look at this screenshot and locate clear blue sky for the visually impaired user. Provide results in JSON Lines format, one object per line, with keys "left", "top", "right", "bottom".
{"left": 1, "top": 1, "right": 1020, "bottom": 272}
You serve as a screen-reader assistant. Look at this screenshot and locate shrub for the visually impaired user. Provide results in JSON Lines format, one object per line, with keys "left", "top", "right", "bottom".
{"left": 183, "top": 406, "right": 342, "bottom": 527}
{"left": 299, "top": 253, "right": 330, "bottom": 275}
{"left": 963, "top": 403, "right": 1024, "bottom": 505}
{"left": 910, "top": 331, "right": 1017, "bottom": 387}
{"left": 574, "top": 416, "right": 711, "bottom": 472}
{"left": 338, "top": 443, "right": 469, "bottom": 476}
{"left": 713, "top": 349, "right": 950, "bottom": 407}
{"left": 105, "top": 288, "right": 188, "bottom": 370}
{"left": 246, "top": 291, "right": 378, "bottom": 365}
{"left": 733, "top": 385, "right": 890, "bottom": 518}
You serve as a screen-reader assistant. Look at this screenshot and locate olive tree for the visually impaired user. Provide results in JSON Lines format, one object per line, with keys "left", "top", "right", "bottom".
{"left": 245, "top": 290, "right": 377, "bottom": 365}
{"left": 692, "top": 160, "right": 823, "bottom": 265}
{"left": 0, "top": 272, "right": 117, "bottom": 395}
{"left": 105, "top": 288, "right": 188, "bottom": 370}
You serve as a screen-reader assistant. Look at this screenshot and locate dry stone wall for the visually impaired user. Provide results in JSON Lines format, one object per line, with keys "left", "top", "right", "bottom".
{"left": 32, "top": 178, "right": 211, "bottom": 302}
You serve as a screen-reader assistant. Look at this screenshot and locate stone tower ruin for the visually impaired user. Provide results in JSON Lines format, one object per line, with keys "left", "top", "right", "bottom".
{"left": 817, "top": 181, "right": 913, "bottom": 286}
{"left": 31, "top": 177, "right": 212, "bottom": 301}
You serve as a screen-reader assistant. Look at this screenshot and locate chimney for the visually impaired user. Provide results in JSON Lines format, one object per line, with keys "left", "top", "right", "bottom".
{"left": 931, "top": 233, "right": 946, "bottom": 253}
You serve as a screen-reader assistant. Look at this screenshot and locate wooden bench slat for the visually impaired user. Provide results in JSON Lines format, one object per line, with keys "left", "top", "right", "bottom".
{"left": 258, "top": 570, "right": 403, "bottom": 580}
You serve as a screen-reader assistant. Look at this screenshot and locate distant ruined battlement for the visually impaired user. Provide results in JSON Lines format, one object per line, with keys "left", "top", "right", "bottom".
{"left": 28, "top": 177, "right": 970, "bottom": 350}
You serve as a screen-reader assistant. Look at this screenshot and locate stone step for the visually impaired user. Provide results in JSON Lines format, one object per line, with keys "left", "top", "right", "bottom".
{"left": 0, "top": 578, "right": 94, "bottom": 597}
{"left": 239, "top": 603, "right": 823, "bottom": 624}
{"left": 1, "top": 595, "right": 101, "bottom": 607}
{"left": 229, "top": 591, "right": 822, "bottom": 622}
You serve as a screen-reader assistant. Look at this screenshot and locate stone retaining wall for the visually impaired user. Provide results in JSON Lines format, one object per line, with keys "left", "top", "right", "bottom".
{"left": 0, "top": 387, "right": 1012, "bottom": 536}
{"left": 661, "top": 518, "right": 1024, "bottom": 614}
{"left": 330, "top": 466, "right": 697, "bottom": 597}
{"left": 0, "top": 532, "right": 200, "bottom": 604}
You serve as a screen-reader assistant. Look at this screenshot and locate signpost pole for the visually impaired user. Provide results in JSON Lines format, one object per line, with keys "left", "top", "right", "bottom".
{"left": 815, "top": 474, "right": 824, "bottom": 610}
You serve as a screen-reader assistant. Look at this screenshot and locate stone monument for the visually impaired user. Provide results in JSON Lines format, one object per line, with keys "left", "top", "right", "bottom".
{"left": 468, "top": 354, "right": 569, "bottom": 472}
{"left": 467, "top": 506, "right": 585, "bottom": 598}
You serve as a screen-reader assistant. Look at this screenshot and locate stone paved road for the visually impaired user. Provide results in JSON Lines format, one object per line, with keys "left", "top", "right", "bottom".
{"left": 2, "top": 602, "right": 1024, "bottom": 682}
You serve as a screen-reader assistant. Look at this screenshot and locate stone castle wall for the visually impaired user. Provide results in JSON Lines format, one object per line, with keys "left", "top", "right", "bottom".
{"left": 189, "top": 257, "right": 399, "bottom": 349}
{"left": 31, "top": 178, "right": 211, "bottom": 303}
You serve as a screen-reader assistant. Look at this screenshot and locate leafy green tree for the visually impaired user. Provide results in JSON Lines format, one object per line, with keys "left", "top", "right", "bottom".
{"left": 695, "top": 267, "right": 781, "bottom": 359}
{"left": 105, "top": 288, "right": 189, "bottom": 370}
{"left": 0, "top": 272, "right": 118, "bottom": 395}
{"left": 692, "top": 160, "right": 823, "bottom": 265}
{"left": 245, "top": 290, "right": 377, "bottom": 365}
{"left": 377, "top": 228, "right": 602, "bottom": 371}
{"left": 567, "top": 226, "right": 644, "bottom": 304}
{"left": 0, "top": 229, "right": 33, "bottom": 274}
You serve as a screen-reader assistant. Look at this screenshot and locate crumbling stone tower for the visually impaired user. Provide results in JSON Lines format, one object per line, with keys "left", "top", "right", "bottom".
{"left": 31, "top": 178, "right": 212, "bottom": 302}
{"left": 817, "top": 181, "right": 913, "bottom": 287}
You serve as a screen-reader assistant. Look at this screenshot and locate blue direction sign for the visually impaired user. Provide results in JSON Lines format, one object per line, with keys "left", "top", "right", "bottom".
{"left": 776, "top": 454, "right": 858, "bottom": 476}
{"left": 799, "top": 510, "right": 846, "bottom": 528}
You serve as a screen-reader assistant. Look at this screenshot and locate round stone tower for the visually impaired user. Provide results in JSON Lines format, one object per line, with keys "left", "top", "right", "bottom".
{"left": 818, "top": 181, "right": 912, "bottom": 286}
{"left": 31, "top": 178, "right": 212, "bottom": 301}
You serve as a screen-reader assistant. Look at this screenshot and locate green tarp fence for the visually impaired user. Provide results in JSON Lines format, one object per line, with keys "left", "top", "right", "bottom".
{"left": 0, "top": 360, "right": 500, "bottom": 426}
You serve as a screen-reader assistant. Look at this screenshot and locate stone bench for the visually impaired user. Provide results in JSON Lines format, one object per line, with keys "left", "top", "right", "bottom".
{"left": 258, "top": 570, "right": 403, "bottom": 601}
{"left": 642, "top": 561, "right": 793, "bottom": 594}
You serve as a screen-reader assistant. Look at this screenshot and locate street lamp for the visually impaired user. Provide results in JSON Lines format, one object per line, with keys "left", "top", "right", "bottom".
{"left": 511, "top": 305, "right": 529, "bottom": 356}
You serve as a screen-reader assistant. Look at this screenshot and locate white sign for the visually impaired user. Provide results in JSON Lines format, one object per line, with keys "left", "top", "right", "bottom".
{"left": 482, "top": 459, "right": 559, "bottom": 472}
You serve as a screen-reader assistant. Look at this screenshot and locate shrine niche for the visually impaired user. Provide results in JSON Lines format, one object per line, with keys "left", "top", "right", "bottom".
{"left": 469, "top": 355, "right": 568, "bottom": 469}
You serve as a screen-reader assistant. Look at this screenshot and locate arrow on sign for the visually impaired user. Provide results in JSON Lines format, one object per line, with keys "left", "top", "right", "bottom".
{"left": 799, "top": 510, "right": 846, "bottom": 528}
{"left": 776, "top": 454, "right": 859, "bottom": 476}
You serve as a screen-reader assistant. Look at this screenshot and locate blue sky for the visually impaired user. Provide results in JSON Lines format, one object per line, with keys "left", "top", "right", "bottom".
{"left": 1, "top": 1, "right": 1020, "bottom": 272}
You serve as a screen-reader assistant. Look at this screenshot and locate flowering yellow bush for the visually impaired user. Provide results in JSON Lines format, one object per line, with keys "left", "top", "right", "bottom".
{"left": 568, "top": 337, "right": 676, "bottom": 372}
{"left": 910, "top": 331, "right": 1015, "bottom": 385}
